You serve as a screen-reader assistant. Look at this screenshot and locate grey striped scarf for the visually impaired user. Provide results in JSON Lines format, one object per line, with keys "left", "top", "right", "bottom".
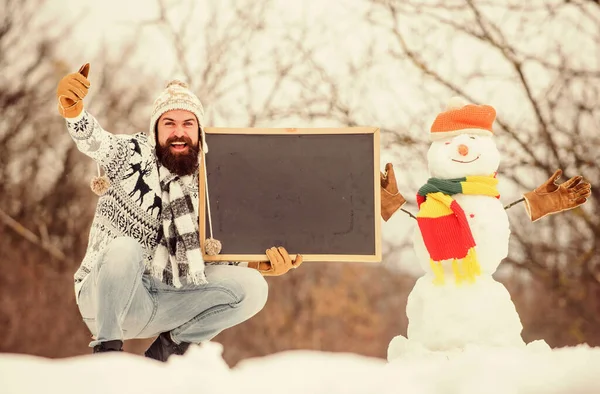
{"left": 151, "top": 165, "right": 207, "bottom": 288}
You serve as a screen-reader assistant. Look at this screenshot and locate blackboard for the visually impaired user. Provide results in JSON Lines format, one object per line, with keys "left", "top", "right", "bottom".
{"left": 199, "top": 127, "right": 381, "bottom": 263}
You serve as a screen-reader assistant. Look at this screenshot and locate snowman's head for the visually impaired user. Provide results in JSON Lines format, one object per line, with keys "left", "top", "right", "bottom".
{"left": 427, "top": 133, "right": 500, "bottom": 179}
{"left": 427, "top": 97, "right": 499, "bottom": 179}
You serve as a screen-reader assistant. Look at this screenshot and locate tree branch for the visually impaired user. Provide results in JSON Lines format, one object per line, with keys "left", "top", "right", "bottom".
{"left": 0, "top": 207, "right": 72, "bottom": 264}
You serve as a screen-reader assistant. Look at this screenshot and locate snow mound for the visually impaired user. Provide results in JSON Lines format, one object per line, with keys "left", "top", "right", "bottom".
{"left": 1, "top": 342, "right": 600, "bottom": 394}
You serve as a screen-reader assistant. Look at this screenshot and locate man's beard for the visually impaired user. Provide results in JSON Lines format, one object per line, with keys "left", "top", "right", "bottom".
{"left": 156, "top": 136, "right": 200, "bottom": 176}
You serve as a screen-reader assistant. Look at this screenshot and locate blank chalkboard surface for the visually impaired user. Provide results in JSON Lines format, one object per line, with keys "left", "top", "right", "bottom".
{"left": 199, "top": 127, "right": 381, "bottom": 263}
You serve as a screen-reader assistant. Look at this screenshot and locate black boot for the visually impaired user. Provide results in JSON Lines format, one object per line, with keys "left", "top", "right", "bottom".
{"left": 144, "top": 332, "right": 190, "bottom": 362}
{"left": 93, "top": 340, "right": 123, "bottom": 353}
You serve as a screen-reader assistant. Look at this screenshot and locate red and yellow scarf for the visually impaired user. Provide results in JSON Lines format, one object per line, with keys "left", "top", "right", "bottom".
{"left": 416, "top": 175, "right": 499, "bottom": 285}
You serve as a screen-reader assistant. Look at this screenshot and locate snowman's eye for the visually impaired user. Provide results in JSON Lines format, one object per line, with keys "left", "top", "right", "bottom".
{"left": 444, "top": 142, "right": 450, "bottom": 145}
{"left": 469, "top": 136, "right": 476, "bottom": 140}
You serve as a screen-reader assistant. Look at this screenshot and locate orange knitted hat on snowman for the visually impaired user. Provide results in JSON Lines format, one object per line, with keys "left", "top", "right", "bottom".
{"left": 430, "top": 97, "right": 496, "bottom": 141}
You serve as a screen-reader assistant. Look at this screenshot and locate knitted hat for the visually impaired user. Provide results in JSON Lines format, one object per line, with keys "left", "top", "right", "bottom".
{"left": 430, "top": 97, "right": 496, "bottom": 141}
{"left": 148, "top": 80, "right": 208, "bottom": 153}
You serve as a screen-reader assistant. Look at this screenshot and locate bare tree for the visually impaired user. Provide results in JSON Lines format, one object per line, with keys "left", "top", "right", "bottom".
{"left": 6, "top": 0, "right": 593, "bottom": 363}
{"left": 363, "top": 0, "right": 600, "bottom": 346}
{"left": 0, "top": 0, "right": 159, "bottom": 356}
{"left": 0, "top": 0, "right": 416, "bottom": 361}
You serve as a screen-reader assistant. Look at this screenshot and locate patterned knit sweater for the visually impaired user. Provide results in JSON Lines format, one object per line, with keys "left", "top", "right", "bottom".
{"left": 66, "top": 110, "right": 239, "bottom": 302}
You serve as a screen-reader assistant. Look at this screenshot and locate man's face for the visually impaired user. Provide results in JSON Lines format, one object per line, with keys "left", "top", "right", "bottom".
{"left": 155, "top": 110, "right": 200, "bottom": 176}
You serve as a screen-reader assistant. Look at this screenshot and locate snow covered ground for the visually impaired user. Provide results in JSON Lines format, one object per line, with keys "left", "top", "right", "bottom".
{"left": 2, "top": 342, "right": 600, "bottom": 394}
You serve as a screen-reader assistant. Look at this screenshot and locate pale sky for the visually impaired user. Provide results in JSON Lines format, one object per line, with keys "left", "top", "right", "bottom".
{"left": 43, "top": 0, "right": 374, "bottom": 75}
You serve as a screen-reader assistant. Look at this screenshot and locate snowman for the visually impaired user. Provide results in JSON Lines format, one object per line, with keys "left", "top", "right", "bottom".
{"left": 382, "top": 97, "right": 592, "bottom": 360}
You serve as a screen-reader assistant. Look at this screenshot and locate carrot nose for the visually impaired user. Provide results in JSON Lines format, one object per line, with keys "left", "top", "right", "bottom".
{"left": 458, "top": 144, "right": 469, "bottom": 156}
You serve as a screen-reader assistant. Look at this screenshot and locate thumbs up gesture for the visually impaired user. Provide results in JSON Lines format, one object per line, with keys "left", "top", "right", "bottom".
{"left": 56, "top": 63, "right": 90, "bottom": 118}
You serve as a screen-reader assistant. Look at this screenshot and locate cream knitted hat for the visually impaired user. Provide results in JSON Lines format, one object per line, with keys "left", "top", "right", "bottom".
{"left": 148, "top": 80, "right": 208, "bottom": 153}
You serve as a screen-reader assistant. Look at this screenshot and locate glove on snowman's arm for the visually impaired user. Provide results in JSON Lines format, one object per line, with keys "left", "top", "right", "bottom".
{"left": 504, "top": 169, "right": 591, "bottom": 222}
{"left": 381, "top": 163, "right": 415, "bottom": 220}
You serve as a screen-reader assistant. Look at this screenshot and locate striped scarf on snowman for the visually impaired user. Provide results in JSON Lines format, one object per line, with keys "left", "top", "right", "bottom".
{"left": 416, "top": 175, "right": 499, "bottom": 285}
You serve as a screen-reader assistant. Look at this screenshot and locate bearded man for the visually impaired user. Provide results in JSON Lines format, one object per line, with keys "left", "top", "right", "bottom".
{"left": 57, "top": 64, "right": 304, "bottom": 361}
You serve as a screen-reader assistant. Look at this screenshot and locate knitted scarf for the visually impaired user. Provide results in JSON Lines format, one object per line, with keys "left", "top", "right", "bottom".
{"left": 152, "top": 165, "right": 207, "bottom": 288}
{"left": 416, "top": 175, "right": 499, "bottom": 285}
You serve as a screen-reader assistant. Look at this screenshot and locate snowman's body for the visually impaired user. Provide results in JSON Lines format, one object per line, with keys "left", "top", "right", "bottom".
{"left": 386, "top": 105, "right": 545, "bottom": 360}
{"left": 404, "top": 194, "right": 525, "bottom": 352}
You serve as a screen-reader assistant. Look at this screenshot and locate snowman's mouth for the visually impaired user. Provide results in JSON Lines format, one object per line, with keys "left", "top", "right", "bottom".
{"left": 452, "top": 155, "right": 481, "bottom": 164}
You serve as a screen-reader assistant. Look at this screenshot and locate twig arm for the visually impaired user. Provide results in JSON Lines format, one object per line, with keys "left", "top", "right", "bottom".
{"left": 401, "top": 208, "right": 417, "bottom": 220}
{"left": 504, "top": 197, "right": 525, "bottom": 210}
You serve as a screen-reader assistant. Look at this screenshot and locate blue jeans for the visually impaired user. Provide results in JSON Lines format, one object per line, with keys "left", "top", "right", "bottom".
{"left": 77, "top": 237, "right": 268, "bottom": 347}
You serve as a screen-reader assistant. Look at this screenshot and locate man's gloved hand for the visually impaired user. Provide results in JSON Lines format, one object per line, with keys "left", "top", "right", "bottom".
{"left": 523, "top": 169, "right": 592, "bottom": 222}
{"left": 248, "top": 247, "right": 303, "bottom": 276}
{"left": 56, "top": 63, "right": 90, "bottom": 118}
{"left": 380, "top": 163, "right": 406, "bottom": 221}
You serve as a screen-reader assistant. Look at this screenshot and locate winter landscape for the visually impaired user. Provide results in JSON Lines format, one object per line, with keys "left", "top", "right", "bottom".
{"left": 1, "top": 0, "right": 599, "bottom": 393}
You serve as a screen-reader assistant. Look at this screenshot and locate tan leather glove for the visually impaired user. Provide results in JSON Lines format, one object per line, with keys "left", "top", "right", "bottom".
{"left": 523, "top": 169, "right": 591, "bottom": 222}
{"left": 56, "top": 63, "right": 90, "bottom": 118}
{"left": 248, "top": 247, "right": 303, "bottom": 276}
{"left": 380, "top": 163, "right": 406, "bottom": 221}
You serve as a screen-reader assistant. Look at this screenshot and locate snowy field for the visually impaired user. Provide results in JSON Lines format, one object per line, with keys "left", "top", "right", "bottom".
{"left": 2, "top": 342, "right": 600, "bottom": 394}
